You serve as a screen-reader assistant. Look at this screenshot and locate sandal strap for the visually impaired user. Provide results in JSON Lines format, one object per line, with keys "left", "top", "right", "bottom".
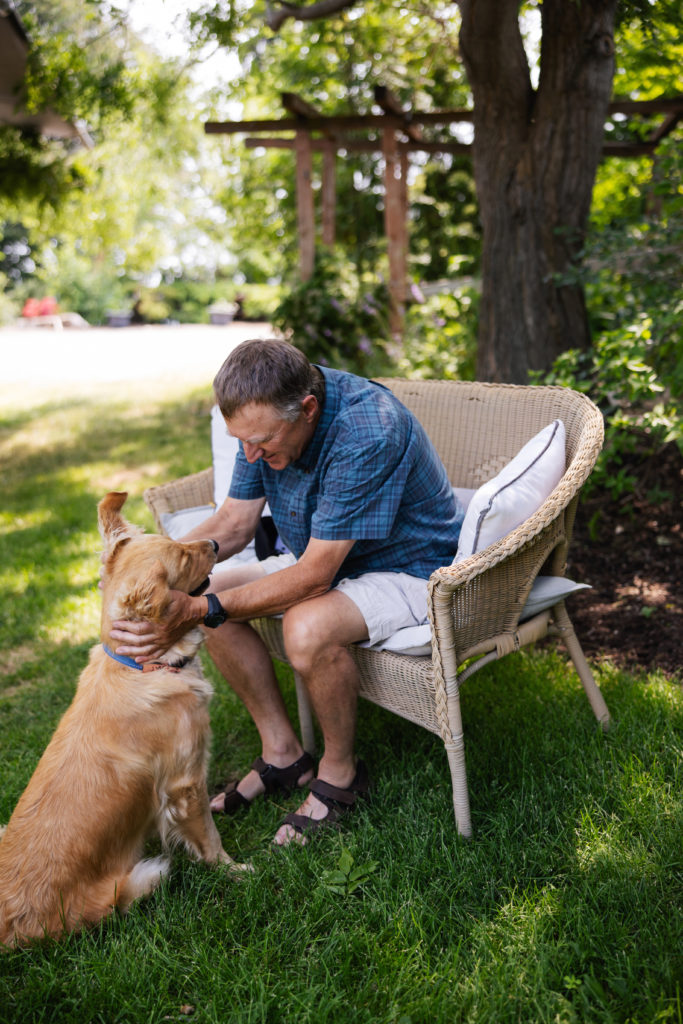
{"left": 252, "top": 751, "right": 315, "bottom": 795}
{"left": 309, "top": 760, "right": 369, "bottom": 809}
{"left": 283, "top": 807, "right": 343, "bottom": 835}
{"left": 220, "top": 782, "right": 251, "bottom": 815}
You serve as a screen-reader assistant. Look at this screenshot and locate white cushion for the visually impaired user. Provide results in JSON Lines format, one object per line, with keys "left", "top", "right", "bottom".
{"left": 364, "top": 576, "right": 590, "bottom": 656}
{"left": 161, "top": 505, "right": 214, "bottom": 540}
{"left": 211, "top": 404, "right": 239, "bottom": 507}
{"left": 453, "top": 486, "right": 476, "bottom": 510}
{"left": 453, "top": 420, "right": 566, "bottom": 562}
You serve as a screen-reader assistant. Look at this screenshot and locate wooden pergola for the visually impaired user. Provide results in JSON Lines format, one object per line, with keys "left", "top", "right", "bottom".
{"left": 205, "top": 87, "right": 683, "bottom": 334}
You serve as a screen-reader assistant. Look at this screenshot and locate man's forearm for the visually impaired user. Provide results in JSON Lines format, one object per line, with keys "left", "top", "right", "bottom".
{"left": 188, "top": 539, "right": 354, "bottom": 626}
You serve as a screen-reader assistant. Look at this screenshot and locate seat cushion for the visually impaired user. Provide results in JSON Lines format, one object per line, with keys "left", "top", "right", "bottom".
{"left": 362, "top": 576, "right": 590, "bottom": 656}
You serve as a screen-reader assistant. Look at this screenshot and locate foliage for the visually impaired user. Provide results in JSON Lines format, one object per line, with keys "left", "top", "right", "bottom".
{"left": 272, "top": 250, "right": 393, "bottom": 375}
{"left": 398, "top": 285, "right": 479, "bottom": 382}
{"left": 319, "top": 847, "right": 379, "bottom": 897}
{"left": 191, "top": 0, "right": 478, "bottom": 289}
{"left": 538, "top": 320, "right": 681, "bottom": 501}
{"left": 534, "top": 125, "right": 683, "bottom": 502}
{"left": 1, "top": 1, "right": 238, "bottom": 322}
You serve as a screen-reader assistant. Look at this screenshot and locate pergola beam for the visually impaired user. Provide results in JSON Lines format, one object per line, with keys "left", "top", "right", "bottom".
{"left": 206, "top": 95, "right": 683, "bottom": 138}
{"left": 206, "top": 91, "right": 683, "bottom": 338}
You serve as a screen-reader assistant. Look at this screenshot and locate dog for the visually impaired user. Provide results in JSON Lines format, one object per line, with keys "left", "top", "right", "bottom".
{"left": 0, "top": 491, "right": 246, "bottom": 947}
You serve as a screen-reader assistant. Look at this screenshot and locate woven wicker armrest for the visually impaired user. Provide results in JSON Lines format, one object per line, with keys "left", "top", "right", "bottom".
{"left": 143, "top": 468, "right": 214, "bottom": 534}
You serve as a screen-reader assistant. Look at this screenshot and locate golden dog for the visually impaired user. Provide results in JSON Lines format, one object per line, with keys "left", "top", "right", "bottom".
{"left": 0, "top": 491, "right": 245, "bottom": 947}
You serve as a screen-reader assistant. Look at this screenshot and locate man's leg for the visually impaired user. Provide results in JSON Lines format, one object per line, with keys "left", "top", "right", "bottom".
{"left": 205, "top": 564, "right": 312, "bottom": 809}
{"left": 273, "top": 589, "right": 369, "bottom": 845}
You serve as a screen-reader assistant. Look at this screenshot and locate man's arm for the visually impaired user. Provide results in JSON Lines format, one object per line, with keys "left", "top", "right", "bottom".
{"left": 110, "top": 536, "right": 355, "bottom": 662}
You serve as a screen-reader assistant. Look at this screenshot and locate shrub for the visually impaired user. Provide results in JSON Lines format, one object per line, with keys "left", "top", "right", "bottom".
{"left": 398, "top": 285, "right": 479, "bottom": 381}
{"left": 537, "top": 317, "right": 682, "bottom": 504}
{"left": 272, "top": 250, "right": 393, "bottom": 376}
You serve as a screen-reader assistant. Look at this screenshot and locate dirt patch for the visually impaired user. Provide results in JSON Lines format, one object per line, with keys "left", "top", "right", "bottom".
{"left": 566, "top": 440, "right": 682, "bottom": 680}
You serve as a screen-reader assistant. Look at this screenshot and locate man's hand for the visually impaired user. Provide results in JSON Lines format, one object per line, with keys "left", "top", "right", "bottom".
{"left": 110, "top": 590, "right": 204, "bottom": 663}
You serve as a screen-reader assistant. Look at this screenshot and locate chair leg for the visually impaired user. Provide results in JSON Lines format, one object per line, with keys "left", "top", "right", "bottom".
{"left": 442, "top": 685, "right": 473, "bottom": 838}
{"left": 293, "top": 670, "right": 317, "bottom": 755}
{"left": 445, "top": 732, "right": 472, "bottom": 839}
{"left": 553, "top": 602, "right": 611, "bottom": 730}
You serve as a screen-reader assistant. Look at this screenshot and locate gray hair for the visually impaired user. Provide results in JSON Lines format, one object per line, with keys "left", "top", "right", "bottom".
{"left": 213, "top": 338, "right": 324, "bottom": 422}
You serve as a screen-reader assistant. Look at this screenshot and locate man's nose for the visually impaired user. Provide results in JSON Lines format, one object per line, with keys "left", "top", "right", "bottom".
{"left": 243, "top": 442, "right": 263, "bottom": 463}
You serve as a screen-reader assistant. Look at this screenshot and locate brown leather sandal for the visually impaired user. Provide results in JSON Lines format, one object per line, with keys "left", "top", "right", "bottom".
{"left": 214, "top": 751, "right": 315, "bottom": 815}
{"left": 280, "top": 760, "right": 370, "bottom": 837}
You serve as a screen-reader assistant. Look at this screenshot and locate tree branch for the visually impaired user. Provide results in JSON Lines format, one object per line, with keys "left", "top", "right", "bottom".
{"left": 265, "top": 0, "right": 358, "bottom": 33}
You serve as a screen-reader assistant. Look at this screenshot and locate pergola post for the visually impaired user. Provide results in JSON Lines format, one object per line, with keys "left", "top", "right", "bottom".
{"left": 295, "top": 129, "right": 315, "bottom": 281}
{"left": 382, "top": 127, "right": 408, "bottom": 338}
{"left": 321, "top": 139, "right": 336, "bottom": 247}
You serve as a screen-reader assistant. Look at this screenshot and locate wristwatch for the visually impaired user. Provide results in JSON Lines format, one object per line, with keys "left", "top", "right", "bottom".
{"left": 203, "top": 593, "right": 228, "bottom": 628}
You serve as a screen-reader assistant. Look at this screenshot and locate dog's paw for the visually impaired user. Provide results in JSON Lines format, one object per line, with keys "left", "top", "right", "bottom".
{"left": 218, "top": 849, "right": 254, "bottom": 874}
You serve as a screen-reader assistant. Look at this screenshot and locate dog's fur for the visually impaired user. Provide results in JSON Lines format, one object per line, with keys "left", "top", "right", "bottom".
{"left": 0, "top": 492, "right": 244, "bottom": 947}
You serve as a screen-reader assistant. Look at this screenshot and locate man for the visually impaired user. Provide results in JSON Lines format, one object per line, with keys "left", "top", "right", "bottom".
{"left": 111, "top": 339, "right": 464, "bottom": 845}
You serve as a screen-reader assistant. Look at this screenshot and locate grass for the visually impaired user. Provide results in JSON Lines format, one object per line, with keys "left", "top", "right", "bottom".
{"left": 1, "top": 376, "right": 682, "bottom": 1024}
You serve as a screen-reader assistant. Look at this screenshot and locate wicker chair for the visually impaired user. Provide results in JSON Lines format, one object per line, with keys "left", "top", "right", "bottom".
{"left": 144, "top": 379, "right": 609, "bottom": 838}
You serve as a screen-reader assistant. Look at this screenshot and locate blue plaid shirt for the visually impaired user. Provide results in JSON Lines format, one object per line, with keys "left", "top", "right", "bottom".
{"left": 229, "top": 367, "right": 464, "bottom": 582}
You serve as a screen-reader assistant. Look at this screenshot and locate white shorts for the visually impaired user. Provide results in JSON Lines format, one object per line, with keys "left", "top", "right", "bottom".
{"left": 258, "top": 552, "right": 428, "bottom": 647}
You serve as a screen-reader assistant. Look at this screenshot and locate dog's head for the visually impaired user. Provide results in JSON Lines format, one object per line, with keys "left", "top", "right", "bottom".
{"left": 97, "top": 492, "right": 217, "bottom": 661}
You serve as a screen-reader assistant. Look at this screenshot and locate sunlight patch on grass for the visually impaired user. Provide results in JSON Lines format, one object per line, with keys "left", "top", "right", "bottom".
{"left": 0, "top": 643, "right": 39, "bottom": 680}
{"left": 44, "top": 592, "right": 100, "bottom": 646}
{"left": 0, "top": 510, "right": 52, "bottom": 535}
{"left": 90, "top": 463, "right": 166, "bottom": 495}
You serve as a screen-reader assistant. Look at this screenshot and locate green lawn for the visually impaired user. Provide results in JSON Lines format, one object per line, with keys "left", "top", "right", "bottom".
{"left": 0, "top": 378, "right": 681, "bottom": 1024}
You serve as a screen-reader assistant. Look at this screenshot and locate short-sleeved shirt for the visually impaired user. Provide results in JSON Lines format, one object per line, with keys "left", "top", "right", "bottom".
{"left": 228, "top": 367, "right": 464, "bottom": 582}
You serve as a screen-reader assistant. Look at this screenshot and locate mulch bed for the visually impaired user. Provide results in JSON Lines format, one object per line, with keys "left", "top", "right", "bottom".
{"left": 566, "top": 441, "right": 682, "bottom": 680}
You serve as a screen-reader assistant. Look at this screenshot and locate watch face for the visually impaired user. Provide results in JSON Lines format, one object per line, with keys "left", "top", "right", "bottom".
{"left": 204, "top": 594, "right": 227, "bottom": 628}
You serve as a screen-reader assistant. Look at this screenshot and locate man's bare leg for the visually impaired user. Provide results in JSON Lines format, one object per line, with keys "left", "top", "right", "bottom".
{"left": 205, "top": 564, "right": 312, "bottom": 809}
{"left": 273, "top": 590, "right": 369, "bottom": 845}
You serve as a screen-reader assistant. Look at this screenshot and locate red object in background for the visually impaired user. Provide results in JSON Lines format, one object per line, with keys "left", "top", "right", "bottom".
{"left": 22, "top": 296, "right": 58, "bottom": 317}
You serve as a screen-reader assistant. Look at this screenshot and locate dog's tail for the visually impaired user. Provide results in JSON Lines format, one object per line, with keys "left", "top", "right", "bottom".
{"left": 0, "top": 825, "right": 6, "bottom": 843}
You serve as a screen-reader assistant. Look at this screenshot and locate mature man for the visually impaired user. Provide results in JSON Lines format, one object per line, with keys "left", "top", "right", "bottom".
{"left": 111, "top": 339, "right": 464, "bottom": 844}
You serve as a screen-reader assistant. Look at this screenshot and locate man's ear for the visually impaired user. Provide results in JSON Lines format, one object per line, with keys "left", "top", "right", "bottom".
{"left": 301, "top": 394, "right": 319, "bottom": 422}
{"left": 118, "top": 560, "right": 170, "bottom": 622}
{"left": 98, "top": 492, "right": 143, "bottom": 562}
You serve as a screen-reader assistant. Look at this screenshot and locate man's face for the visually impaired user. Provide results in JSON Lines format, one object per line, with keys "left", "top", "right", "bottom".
{"left": 225, "top": 398, "right": 318, "bottom": 471}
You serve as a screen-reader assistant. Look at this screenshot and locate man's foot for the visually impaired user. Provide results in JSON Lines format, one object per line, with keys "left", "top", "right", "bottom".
{"left": 211, "top": 751, "right": 315, "bottom": 815}
{"left": 272, "top": 760, "right": 369, "bottom": 846}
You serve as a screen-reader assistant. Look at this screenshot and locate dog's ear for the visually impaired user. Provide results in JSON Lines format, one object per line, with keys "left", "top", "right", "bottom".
{"left": 98, "top": 492, "right": 143, "bottom": 562}
{"left": 118, "top": 560, "right": 170, "bottom": 622}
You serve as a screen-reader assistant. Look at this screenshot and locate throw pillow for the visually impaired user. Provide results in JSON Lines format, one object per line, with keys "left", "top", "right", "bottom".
{"left": 453, "top": 419, "right": 566, "bottom": 562}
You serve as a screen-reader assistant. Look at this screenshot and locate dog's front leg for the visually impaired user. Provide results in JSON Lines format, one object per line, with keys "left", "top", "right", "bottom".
{"left": 163, "top": 783, "right": 251, "bottom": 872}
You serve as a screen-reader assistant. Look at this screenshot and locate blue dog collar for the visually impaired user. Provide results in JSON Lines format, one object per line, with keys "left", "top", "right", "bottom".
{"left": 103, "top": 644, "right": 143, "bottom": 671}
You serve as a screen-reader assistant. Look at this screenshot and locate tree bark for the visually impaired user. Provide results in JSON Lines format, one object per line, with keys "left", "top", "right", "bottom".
{"left": 458, "top": 0, "right": 617, "bottom": 382}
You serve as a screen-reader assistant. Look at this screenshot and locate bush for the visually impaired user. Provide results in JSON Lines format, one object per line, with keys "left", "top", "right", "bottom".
{"left": 272, "top": 251, "right": 393, "bottom": 376}
{"left": 537, "top": 316, "right": 682, "bottom": 504}
{"left": 398, "top": 285, "right": 479, "bottom": 381}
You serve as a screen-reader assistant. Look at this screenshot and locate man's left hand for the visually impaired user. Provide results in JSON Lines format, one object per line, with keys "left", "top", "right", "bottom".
{"left": 110, "top": 590, "right": 202, "bottom": 663}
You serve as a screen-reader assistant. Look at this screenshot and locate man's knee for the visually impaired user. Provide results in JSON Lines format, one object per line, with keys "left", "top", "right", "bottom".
{"left": 282, "top": 605, "right": 325, "bottom": 672}
{"left": 282, "top": 593, "right": 368, "bottom": 674}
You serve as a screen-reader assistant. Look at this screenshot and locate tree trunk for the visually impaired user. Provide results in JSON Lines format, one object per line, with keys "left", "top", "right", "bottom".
{"left": 458, "top": 0, "right": 617, "bottom": 382}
